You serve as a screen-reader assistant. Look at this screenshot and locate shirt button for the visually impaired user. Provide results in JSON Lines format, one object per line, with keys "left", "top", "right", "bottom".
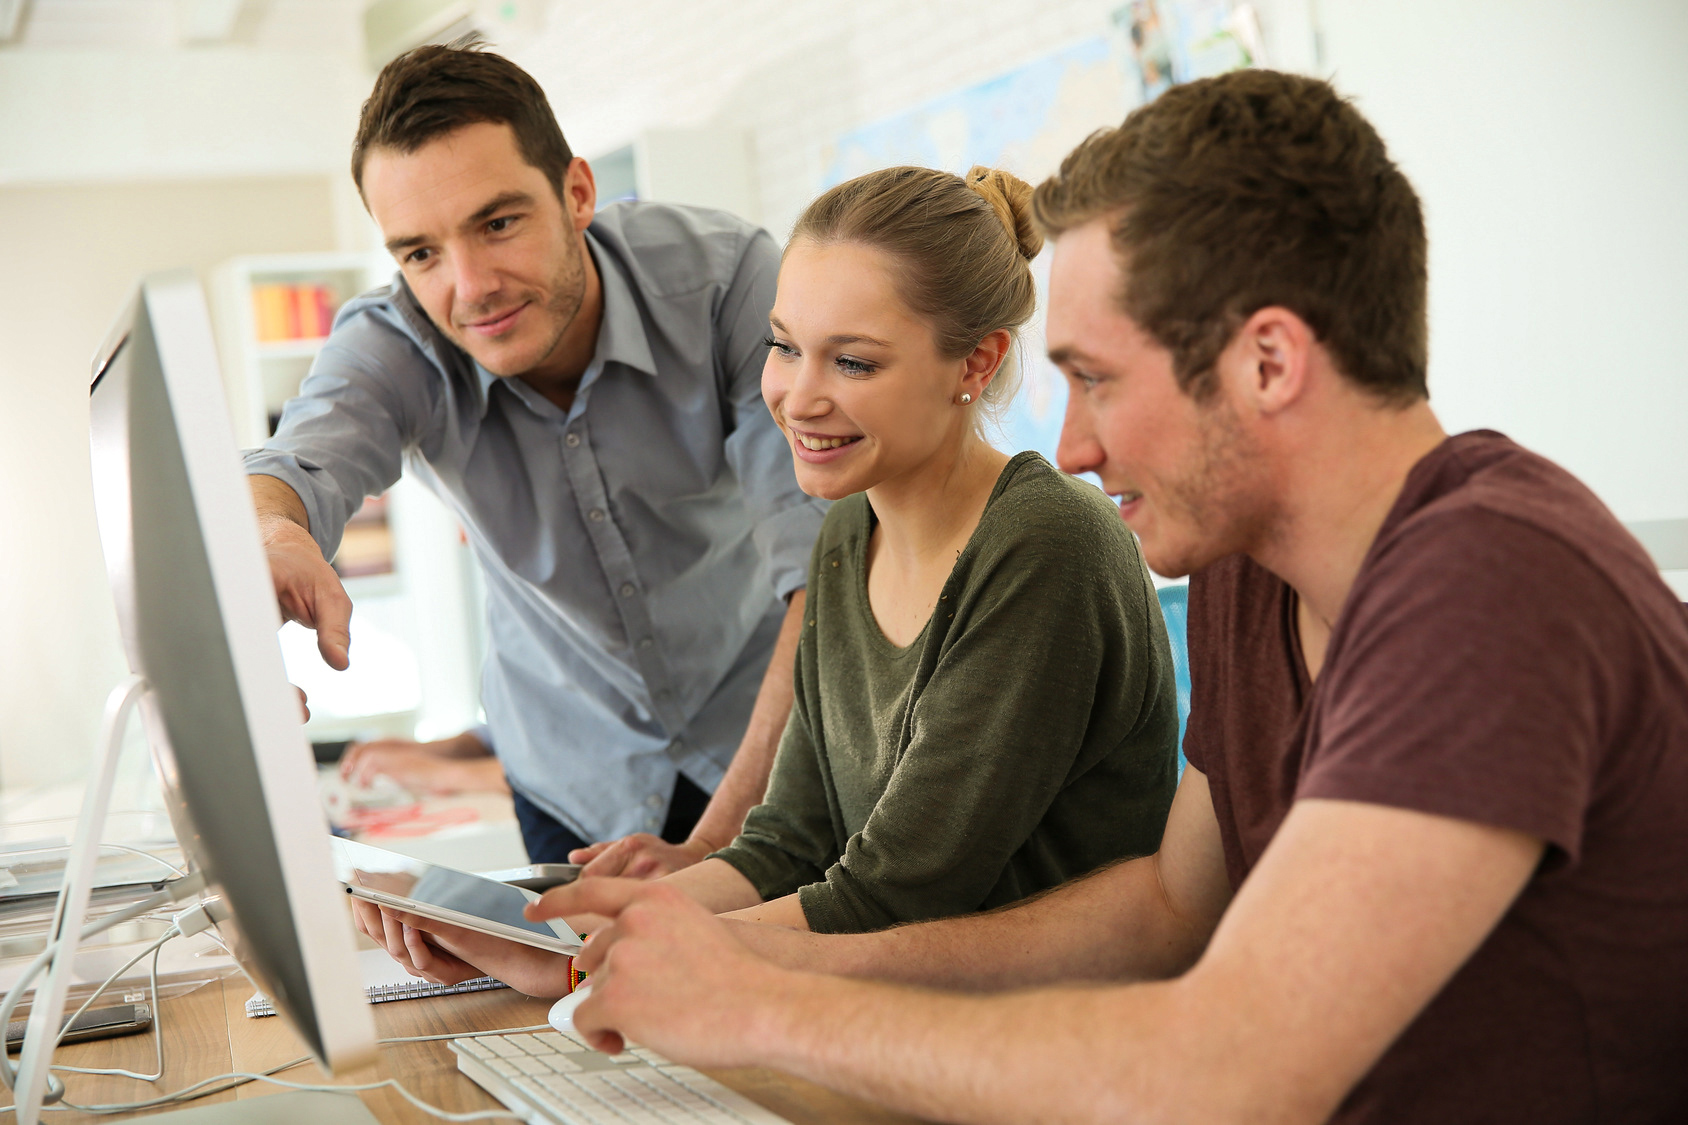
{"left": 638, "top": 637, "right": 653, "bottom": 650}
{"left": 645, "top": 794, "right": 664, "bottom": 810}
{"left": 565, "top": 432, "right": 581, "bottom": 448}
{"left": 588, "top": 508, "right": 605, "bottom": 522}
{"left": 645, "top": 817, "right": 662, "bottom": 831}
{"left": 619, "top": 582, "right": 636, "bottom": 597}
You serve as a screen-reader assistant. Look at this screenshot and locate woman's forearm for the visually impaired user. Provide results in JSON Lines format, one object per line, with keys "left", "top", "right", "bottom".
{"left": 659, "top": 857, "right": 766, "bottom": 914}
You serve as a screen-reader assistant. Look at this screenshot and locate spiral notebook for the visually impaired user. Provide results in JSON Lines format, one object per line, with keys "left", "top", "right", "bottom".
{"left": 245, "top": 948, "right": 508, "bottom": 1018}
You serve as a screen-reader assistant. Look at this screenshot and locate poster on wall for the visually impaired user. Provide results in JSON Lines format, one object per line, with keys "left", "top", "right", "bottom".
{"left": 1116, "top": 1, "right": 1266, "bottom": 101}
{"left": 818, "top": 37, "right": 1134, "bottom": 470}
{"left": 816, "top": 6, "right": 1281, "bottom": 470}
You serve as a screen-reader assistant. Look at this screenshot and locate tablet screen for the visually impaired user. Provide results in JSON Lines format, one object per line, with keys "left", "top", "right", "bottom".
{"left": 329, "top": 837, "right": 576, "bottom": 948}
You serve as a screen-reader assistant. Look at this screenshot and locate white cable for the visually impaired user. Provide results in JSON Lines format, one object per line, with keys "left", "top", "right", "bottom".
{"left": 0, "top": 879, "right": 199, "bottom": 1096}
{"left": 32, "top": 1023, "right": 558, "bottom": 1120}
{"left": 83, "top": 843, "right": 187, "bottom": 879}
{"left": 57, "top": 1071, "right": 527, "bottom": 1121}
{"left": 49, "top": 926, "right": 176, "bottom": 1082}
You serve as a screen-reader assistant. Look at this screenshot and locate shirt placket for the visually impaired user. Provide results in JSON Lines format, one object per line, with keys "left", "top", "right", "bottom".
{"left": 559, "top": 393, "right": 686, "bottom": 738}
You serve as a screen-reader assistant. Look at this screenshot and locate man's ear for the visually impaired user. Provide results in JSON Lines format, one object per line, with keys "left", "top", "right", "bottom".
{"left": 564, "top": 157, "right": 597, "bottom": 233}
{"left": 1225, "top": 306, "right": 1317, "bottom": 417}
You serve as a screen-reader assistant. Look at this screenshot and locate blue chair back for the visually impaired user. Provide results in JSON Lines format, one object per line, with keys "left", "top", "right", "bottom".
{"left": 1156, "top": 584, "right": 1191, "bottom": 776}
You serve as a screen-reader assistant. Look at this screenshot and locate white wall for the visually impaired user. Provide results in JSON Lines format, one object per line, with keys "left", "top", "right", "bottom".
{"left": 1315, "top": 0, "right": 1688, "bottom": 523}
{"left": 514, "top": 0, "right": 1686, "bottom": 526}
{"left": 1, "top": 0, "right": 1681, "bottom": 788}
{"left": 0, "top": 177, "right": 341, "bottom": 789}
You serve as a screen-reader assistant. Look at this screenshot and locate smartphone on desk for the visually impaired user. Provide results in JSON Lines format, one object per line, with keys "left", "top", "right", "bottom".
{"left": 6, "top": 1003, "right": 152, "bottom": 1052}
{"left": 330, "top": 837, "right": 583, "bottom": 956}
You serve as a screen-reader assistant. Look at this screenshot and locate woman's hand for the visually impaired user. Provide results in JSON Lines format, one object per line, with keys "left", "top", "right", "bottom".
{"left": 349, "top": 896, "right": 576, "bottom": 997}
{"left": 568, "top": 834, "right": 715, "bottom": 879}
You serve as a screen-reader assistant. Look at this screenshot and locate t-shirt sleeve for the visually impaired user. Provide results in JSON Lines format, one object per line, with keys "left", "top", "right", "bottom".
{"left": 1299, "top": 509, "right": 1627, "bottom": 863}
{"left": 798, "top": 493, "right": 1162, "bottom": 933}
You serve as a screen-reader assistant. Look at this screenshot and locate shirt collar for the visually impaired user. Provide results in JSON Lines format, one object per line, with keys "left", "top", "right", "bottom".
{"left": 468, "top": 229, "right": 657, "bottom": 418}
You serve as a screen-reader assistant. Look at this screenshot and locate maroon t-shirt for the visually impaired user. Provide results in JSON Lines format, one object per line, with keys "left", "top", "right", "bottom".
{"left": 1184, "top": 431, "right": 1688, "bottom": 1123}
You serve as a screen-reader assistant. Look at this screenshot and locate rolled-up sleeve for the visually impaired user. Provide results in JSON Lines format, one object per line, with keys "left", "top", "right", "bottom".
{"left": 241, "top": 310, "right": 433, "bottom": 559}
{"left": 713, "top": 230, "right": 827, "bottom": 600}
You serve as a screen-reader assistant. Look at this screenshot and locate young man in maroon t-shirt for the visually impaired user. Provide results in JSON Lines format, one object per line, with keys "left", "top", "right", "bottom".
{"left": 359, "top": 70, "right": 1688, "bottom": 1122}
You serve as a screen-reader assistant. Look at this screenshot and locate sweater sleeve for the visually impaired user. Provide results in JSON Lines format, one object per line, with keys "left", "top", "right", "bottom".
{"left": 709, "top": 578, "right": 839, "bottom": 898}
{"left": 798, "top": 486, "right": 1162, "bottom": 933}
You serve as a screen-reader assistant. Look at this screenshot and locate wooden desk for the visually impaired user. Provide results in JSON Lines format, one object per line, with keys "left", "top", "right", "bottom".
{"left": 39, "top": 968, "right": 928, "bottom": 1124}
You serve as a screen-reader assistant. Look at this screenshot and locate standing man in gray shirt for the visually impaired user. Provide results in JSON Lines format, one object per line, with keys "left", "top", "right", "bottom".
{"left": 246, "top": 42, "right": 824, "bottom": 868}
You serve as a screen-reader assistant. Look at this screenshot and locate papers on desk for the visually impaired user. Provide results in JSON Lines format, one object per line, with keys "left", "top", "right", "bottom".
{"left": 245, "top": 947, "right": 509, "bottom": 1017}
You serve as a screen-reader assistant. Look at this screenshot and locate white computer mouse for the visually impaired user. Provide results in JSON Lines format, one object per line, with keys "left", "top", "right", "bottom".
{"left": 548, "top": 984, "right": 591, "bottom": 1034}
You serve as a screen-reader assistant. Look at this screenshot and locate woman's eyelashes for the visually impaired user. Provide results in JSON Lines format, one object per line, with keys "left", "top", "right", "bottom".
{"left": 762, "top": 336, "right": 878, "bottom": 377}
{"left": 834, "top": 355, "right": 877, "bottom": 376}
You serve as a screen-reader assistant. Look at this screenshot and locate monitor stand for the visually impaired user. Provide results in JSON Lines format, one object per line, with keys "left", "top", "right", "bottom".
{"left": 8, "top": 680, "right": 380, "bottom": 1125}
{"left": 13, "top": 676, "right": 155, "bottom": 1124}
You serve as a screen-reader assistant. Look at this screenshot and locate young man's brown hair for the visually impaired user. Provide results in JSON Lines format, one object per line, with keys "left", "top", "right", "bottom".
{"left": 1033, "top": 68, "right": 1428, "bottom": 403}
{"left": 351, "top": 38, "right": 574, "bottom": 203}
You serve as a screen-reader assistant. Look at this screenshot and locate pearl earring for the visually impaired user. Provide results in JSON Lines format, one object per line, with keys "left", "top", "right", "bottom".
{"left": 959, "top": 393, "right": 972, "bottom": 405}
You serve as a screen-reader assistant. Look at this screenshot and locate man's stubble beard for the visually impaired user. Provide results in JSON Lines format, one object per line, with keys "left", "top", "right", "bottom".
{"left": 1148, "top": 389, "right": 1277, "bottom": 578}
{"left": 453, "top": 233, "right": 589, "bottom": 379}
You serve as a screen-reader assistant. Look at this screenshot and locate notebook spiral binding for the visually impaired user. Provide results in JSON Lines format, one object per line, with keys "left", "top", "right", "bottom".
{"left": 245, "top": 974, "right": 509, "bottom": 1018}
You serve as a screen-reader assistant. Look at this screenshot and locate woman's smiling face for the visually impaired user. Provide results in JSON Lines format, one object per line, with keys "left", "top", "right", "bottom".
{"left": 762, "top": 239, "right": 975, "bottom": 501}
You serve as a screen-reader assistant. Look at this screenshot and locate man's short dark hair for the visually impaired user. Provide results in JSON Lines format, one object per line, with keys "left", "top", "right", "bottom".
{"left": 352, "top": 39, "right": 574, "bottom": 203}
{"left": 1033, "top": 69, "right": 1428, "bottom": 404}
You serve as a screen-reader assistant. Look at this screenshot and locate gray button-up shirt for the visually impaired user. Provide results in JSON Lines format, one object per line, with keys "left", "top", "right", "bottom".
{"left": 244, "top": 202, "right": 826, "bottom": 841}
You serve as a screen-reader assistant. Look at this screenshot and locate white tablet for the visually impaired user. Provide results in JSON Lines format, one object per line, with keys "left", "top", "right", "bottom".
{"left": 329, "top": 837, "right": 583, "bottom": 956}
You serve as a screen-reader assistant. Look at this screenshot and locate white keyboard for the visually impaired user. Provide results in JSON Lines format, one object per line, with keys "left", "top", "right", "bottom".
{"left": 450, "top": 1030, "right": 791, "bottom": 1125}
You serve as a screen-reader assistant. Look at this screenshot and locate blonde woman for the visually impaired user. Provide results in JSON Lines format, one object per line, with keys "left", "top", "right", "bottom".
{"left": 355, "top": 166, "right": 1178, "bottom": 988}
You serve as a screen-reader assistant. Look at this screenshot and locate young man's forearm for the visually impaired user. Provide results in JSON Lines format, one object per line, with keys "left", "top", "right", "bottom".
{"left": 730, "top": 769, "right": 1228, "bottom": 991}
{"left": 731, "top": 851, "right": 1209, "bottom": 992}
{"left": 751, "top": 971, "right": 1189, "bottom": 1125}
{"left": 685, "top": 589, "right": 805, "bottom": 852}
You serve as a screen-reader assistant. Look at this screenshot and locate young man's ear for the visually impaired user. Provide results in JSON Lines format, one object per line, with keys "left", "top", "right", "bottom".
{"left": 1225, "top": 306, "right": 1316, "bottom": 416}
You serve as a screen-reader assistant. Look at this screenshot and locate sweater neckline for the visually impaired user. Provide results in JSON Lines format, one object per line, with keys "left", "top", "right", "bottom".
{"left": 854, "top": 451, "right": 1046, "bottom": 655}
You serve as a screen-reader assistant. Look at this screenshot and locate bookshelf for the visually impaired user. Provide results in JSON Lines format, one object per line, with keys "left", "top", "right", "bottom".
{"left": 213, "top": 252, "right": 485, "bottom": 749}
{"left": 212, "top": 252, "right": 391, "bottom": 447}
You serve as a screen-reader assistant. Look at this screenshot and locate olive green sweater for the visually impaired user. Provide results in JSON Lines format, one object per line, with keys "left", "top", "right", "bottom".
{"left": 712, "top": 452, "right": 1179, "bottom": 933}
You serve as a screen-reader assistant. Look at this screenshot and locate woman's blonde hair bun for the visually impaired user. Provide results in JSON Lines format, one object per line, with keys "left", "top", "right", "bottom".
{"left": 966, "top": 165, "right": 1044, "bottom": 261}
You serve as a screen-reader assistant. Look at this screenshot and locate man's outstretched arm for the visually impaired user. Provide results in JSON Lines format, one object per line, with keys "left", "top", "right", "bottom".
{"left": 557, "top": 795, "right": 1542, "bottom": 1125}
{"left": 250, "top": 473, "right": 353, "bottom": 670}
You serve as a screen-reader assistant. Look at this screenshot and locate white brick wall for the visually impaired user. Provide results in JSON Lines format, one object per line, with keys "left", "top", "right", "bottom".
{"left": 512, "top": 0, "right": 1123, "bottom": 237}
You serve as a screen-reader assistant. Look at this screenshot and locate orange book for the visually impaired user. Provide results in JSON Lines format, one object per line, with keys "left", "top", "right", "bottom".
{"left": 284, "top": 284, "right": 304, "bottom": 339}
{"left": 253, "top": 285, "right": 287, "bottom": 342}
{"left": 315, "top": 284, "right": 339, "bottom": 337}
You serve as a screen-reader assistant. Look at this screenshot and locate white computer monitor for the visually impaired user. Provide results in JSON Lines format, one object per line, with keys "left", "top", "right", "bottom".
{"left": 77, "top": 271, "right": 376, "bottom": 1076}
